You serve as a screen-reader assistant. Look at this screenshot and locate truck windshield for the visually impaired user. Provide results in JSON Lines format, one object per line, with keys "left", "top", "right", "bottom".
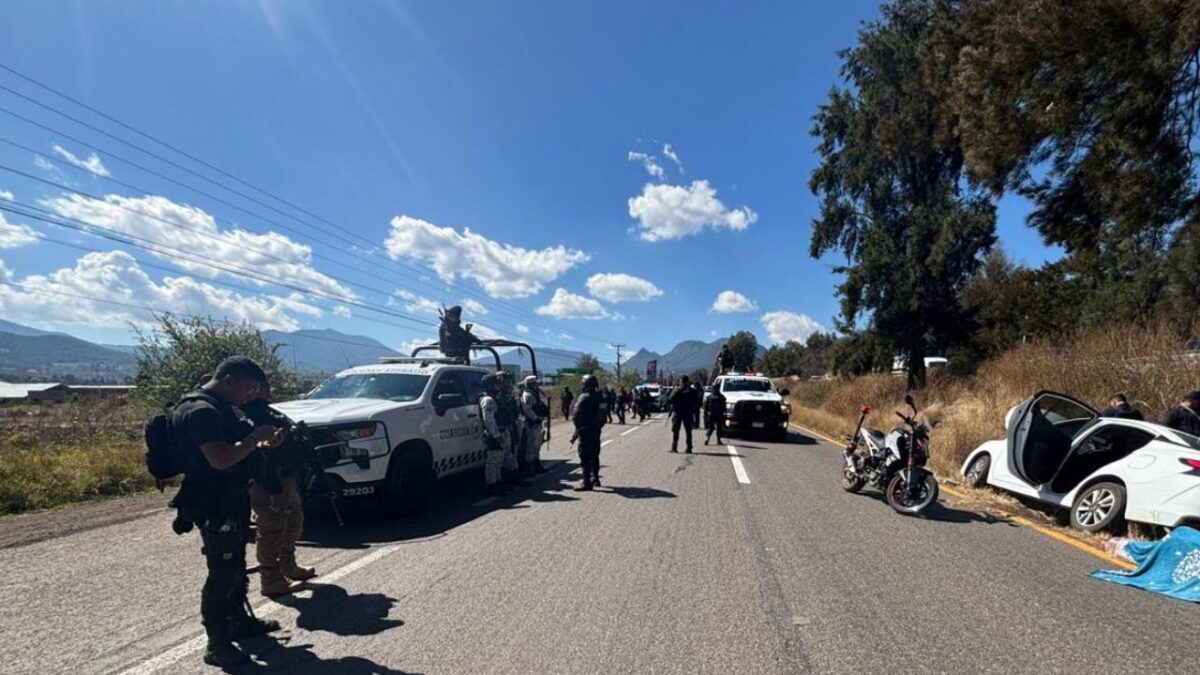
{"left": 722, "top": 379, "right": 773, "bottom": 393}
{"left": 308, "top": 373, "right": 430, "bottom": 402}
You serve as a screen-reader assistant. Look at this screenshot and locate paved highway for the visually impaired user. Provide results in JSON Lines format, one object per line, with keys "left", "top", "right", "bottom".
{"left": 1, "top": 414, "right": 1197, "bottom": 674}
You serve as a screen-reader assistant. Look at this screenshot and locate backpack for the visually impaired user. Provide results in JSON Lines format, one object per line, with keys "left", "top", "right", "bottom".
{"left": 144, "top": 392, "right": 216, "bottom": 490}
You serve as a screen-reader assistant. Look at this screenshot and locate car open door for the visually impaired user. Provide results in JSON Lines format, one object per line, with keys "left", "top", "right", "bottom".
{"left": 1006, "top": 391, "right": 1099, "bottom": 487}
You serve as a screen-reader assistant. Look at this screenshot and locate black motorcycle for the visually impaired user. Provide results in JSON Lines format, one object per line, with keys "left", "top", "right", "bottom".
{"left": 840, "top": 394, "right": 939, "bottom": 515}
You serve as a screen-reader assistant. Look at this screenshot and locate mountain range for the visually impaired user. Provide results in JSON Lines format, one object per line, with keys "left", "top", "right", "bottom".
{"left": 621, "top": 338, "right": 768, "bottom": 379}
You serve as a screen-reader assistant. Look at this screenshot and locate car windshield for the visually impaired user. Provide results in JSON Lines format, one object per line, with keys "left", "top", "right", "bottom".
{"left": 722, "top": 379, "right": 773, "bottom": 393}
{"left": 307, "top": 373, "right": 430, "bottom": 402}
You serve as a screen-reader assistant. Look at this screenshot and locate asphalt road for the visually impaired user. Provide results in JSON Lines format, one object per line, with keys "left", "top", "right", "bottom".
{"left": 2, "top": 414, "right": 1197, "bottom": 674}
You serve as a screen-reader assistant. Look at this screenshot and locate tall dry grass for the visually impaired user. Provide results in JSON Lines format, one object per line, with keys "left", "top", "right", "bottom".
{"left": 790, "top": 323, "right": 1200, "bottom": 478}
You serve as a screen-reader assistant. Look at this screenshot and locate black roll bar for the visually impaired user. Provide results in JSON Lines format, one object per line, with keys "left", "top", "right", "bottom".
{"left": 409, "top": 339, "right": 539, "bottom": 376}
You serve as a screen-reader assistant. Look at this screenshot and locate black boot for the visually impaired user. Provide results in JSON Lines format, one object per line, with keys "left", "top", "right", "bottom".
{"left": 230, "top": 615, "right": 281, "bottom": 639}
{"left": 593, "top": 474, "right": 602, "bottom": 488}
{"left": 204, "top": 640, "right": 251, "bottom": 668}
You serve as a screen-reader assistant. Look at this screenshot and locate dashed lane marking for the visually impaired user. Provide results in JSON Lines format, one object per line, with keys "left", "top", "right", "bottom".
{"left": 118, "top": 543, "right": 403, "bottom": 675}
{"left": 786, "top": 422, "right": 1136, "bottom": 571}
{"left": 727, "top": 444, "right": 751, "bottom": 484}
{"left": 620, "top": 426, "right": 640, "bottom": 436}
{"left": 601, "top": 439, "right": 614, "bottom": 447}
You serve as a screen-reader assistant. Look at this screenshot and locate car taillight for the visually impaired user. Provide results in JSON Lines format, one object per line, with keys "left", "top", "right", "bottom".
{"left": 1180, "top": 458, "right": 1200, "bottom": 473}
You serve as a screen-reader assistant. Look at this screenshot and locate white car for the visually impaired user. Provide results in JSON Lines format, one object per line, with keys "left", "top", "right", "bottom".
{"left": 960, "top": 390, "right": 1200, "bottom": 532}
{"left": 711, "top": 373, "right": 791, "bottom": 441}
{"left": 274, "top": 358, "right": 492, "bottom": 515}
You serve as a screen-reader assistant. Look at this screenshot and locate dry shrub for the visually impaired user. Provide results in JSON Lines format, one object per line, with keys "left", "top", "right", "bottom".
{"left": 790, "top": 323, "right": 1200, "bottom": 478}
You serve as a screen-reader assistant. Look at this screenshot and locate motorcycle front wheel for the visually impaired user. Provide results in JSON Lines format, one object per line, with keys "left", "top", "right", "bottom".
{"left": 840, "top": 462, "right": 865, "bottom": 493}
{"left": 885, "top": 469, "right": 938, "bottom": 515}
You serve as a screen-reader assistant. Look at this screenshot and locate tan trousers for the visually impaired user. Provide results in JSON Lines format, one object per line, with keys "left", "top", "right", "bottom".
{"left": 250, "top": 476, "right": 304, "bottom": 570}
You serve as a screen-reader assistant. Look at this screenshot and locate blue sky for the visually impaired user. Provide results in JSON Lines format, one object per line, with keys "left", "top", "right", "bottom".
{"left": 0, "top": 0, "right": 1057, "bottom": 359}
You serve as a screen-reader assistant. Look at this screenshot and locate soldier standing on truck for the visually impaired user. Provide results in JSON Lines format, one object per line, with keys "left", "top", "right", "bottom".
{"left": 438, "top": 305, "right": 477, "bottom": 363}
{"left": 479, "top": 374, "right": 510, "bottom": 497}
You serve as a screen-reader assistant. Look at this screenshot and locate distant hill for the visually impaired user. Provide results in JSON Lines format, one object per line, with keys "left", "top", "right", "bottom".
{"left": 499, "top": 346, "right": 614, "bottom": 374}
{"left": 262, "top": 329, "right": 401, "bottom": 374}
{"left": 0, "top": 319, "right": 67, "bottom": 338}
{"left": 0, "top": 330, "right": 137, "bottom": 382}
{"left": 622, "top": 338, "right": 768, "bottom": 379}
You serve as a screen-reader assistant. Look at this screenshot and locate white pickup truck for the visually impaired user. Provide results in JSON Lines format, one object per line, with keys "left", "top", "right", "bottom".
{"left": 711, "top": 373, "right": 791, "bottom": 441}
{"left": 274, "top": 357, "right": 494, "bottom": 515}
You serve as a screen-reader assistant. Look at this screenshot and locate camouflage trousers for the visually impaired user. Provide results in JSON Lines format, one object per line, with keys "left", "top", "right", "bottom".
{"left": 524, "top": 420, "right": 544, "bottom": 466}
{"left": 485, "top": 434, "right": 508, "bottom": 485}
{"left": 250, "top": 477, "right": 304, "bottom": 571}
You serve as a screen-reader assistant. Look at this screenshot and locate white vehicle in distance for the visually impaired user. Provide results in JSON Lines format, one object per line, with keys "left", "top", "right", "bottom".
{"left": 960, "top": 390, "right": 1200, "bottom": 533}
{"left": 274, "top": 341, "right": 540, "bottom": 516}
{"left": 711, "top": 373, "right": 791, "bottom": 441}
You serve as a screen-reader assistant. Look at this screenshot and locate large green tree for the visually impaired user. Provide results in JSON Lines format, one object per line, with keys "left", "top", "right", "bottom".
{"left": 724, "top": 331, "right": 760, "bottom": 371}
{"left": 810, "top": 0, "right": 996, "bottom": 388}
{"left": 954, "top": 0, "right": 1200, "bottom": 325}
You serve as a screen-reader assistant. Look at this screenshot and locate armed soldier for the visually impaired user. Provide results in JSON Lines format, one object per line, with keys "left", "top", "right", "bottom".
{"left": 169, "top": 357, "right": 282, "bottom": 668}
{"left": 242, "top": 386, "right": 317, "bottom": 598}
{"left": 668, "top": 375, "right": 699, "bottom": 454}
{"left": 479, "top": 374, "right": 510, "bottom": 497}
{"left": 497, "top": 371, "right": 526, "bottom": 486}
{"left": 571, "top": 374, "right": 606, "bottom": 490}
{"left": 438, "top": 305, "right": 477, "bottom": 363}
{"left": 703, "top": 381, "right": 727, "bottom": 445}
{"left": 520, "top": 376, "right": 549, "bottom": 474}
{"left": 616, "top": 387, "right": 630, "bottom": 424}
{"left": 717, "top": 344, "right": 735, "bottom": 375}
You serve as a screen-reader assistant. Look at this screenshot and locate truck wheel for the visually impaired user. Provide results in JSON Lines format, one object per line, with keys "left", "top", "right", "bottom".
{"left": 385, "top": 452, "right": 435, "bottom": 517}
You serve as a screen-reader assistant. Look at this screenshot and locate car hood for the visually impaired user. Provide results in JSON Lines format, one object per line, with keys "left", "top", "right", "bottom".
{"left": 272, "top": 398, "right": 408, "bottom": 426}
{"left": 723, "top": 391, "right": 783, "bottom": 404}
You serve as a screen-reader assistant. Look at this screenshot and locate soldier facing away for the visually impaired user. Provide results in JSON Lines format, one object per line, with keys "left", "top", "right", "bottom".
{"left": 572, "top": 374, "right": 606, "bottom": 490}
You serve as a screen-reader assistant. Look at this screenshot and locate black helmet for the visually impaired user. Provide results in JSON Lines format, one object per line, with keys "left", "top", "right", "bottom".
{"left": 446, "top": 305, "right": 463, "bottom": 318}
{"left": 581, "top": 374, "right": 599, "bottom": 391}
{"left": 481, "top": 373, "right": 500, "bottom": 391}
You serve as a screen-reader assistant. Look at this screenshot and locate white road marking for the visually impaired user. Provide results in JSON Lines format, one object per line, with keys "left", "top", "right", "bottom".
{"left": 620, "top": 426, "right": 640, "bottom": 436}
{"left": 118, "top": 543, "right": 402, "bottom": 675}
{"left": 601, "top": 439, "right": 614, "bottom": 447}
{"left": 727, "top": 444, "right": 751, "bottom": 484}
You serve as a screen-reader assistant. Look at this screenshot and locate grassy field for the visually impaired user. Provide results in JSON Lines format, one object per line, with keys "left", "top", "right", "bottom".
{"left": 0, "top": 399, "right": 152, "bottom": 515}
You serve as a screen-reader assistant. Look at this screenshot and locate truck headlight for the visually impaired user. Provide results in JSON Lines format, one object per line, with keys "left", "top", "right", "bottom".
{"left": 779, "top": 402, "right": 791, "bottom": 414}
{"left": 334, "top": 422, "right": 388, "bottom": 460}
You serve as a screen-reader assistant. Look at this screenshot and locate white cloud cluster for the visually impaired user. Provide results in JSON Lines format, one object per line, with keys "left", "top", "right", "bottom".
{"left": 535, "top": 288, "right": 610, "bottom": 320}
{"left": 627, "top": 180, "right": 757, "bottom": 242}
{"left": 462, "top": 298, "right": 488, "bottom": 315}
{"left": 662, "top": 143, "right": 682, "bottom": 171}
{"left": 0, "top": 250, "right": 321, "bottom": 331}
{"left": 585, "top": 273, "right": 663, "bottom": 303}
{"left": 515, "top": 323, "right": 530, "bottom": 334}
{"left": 384, "top": 216, "right": 589, "bottom": 298}
{"left": 51, "top": 145, "right": 111, "bottom": 178}
{"left": 0, "top": 192, "right": 37, "bottom": 249}
{"left": 760, "top": 310, "right": 824, "bottom": 345}
{"left": 711, "top": 290, "right": 757, "bottom": 314}
{"left": 627, "top": 151, "right": 665, "bottom": 180}
{"left": 45, "top": 193, "right": 355, "bottom": 301}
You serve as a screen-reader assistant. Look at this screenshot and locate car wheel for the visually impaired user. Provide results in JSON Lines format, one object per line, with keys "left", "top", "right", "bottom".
{"left": 1070, "top": 482, "right": 1126, "bottom": 533}
{"left": 385, "top": 452, "right": 435, "bottom": 517}
{"left": 963, "top": 454, "right": 991, "bottom": 489}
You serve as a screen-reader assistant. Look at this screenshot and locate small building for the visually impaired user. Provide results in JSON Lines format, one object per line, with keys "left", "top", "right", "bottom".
{"left": 0, "top": 382, "right": 70, "bottom": 402}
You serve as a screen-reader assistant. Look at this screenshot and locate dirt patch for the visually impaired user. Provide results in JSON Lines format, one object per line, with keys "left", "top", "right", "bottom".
{"left": 0, "top": 489, "right": 173, "bottom": 550}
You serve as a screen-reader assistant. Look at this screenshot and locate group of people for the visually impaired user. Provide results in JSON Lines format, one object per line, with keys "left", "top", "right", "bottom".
{"left": 1101, "top": 390, "right": 1200, "bottom": 436}
{"left": 560, "top": 385, "right": 655, "bottom": 426}
{"left": 660, "top": 375, "right": 727, "bottom": 454}
{"left": 478, "top": 372, "right": 550, "bottom": 497}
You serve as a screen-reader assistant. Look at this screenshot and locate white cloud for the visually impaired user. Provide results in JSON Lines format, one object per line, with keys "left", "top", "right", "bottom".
{"left": 662, "top": 143, "right": 682, "bottom": 171}
{"left": 0, "top": 250, "right": 321, "bottom": 331}
{"left": 462, "top": 298, "right": 488, "bottom": 315}
{"left": 45, "top": 193, "right": 355, "bottom": 301}
{"left": 585, "top": 273, "right": 663, "bottom": 303}
{"left": 627, "top": 180, "right": 757, "bottom": 242}
{"left": 535, "top": 288, "right": 610, "bottom": 320}
{"left": 627, "top": 151, "right": 665, "bottom": 180}
{"left": 559, "top": 333, "right": 574, "bottom": 342}
{"left": 384, "top": 215, "right": 589, "bottom": 298}
{"left": 515, "top": 323, "right": 530, "bottom": 334}
{"left": 51, "top": 145, "right": 111, "bottom": 178}
{"left": 711, "top": 290, "right": 757, "bottom": 314}
{"left": 333, "top": 305, "right": 352, "bottom": 319}
{"left": 760, "top": 311, "right": 824, "bottom": 345}
{"left": 0, "top": 210, "right": 37, "bottom": 249}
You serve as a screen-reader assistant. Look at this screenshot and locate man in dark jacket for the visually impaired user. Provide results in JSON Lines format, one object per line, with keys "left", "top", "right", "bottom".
{"left": 438, "top": 305, "right": 476, "bottom": 363}
{"left": 572, "top": 375, "right": 605, "bottom": 490}
{"left": 1099, "top": 393, "right": 1144, "bottom": 421}
{"left": 170, "top": 357, "right": 282, "bottom": 668}
{"left": 560, "top": 386, "right": 574, "bottom": 419}
{"left": 668, "top": 375, "right": 698, "bottom": 453}
{"left": 718, "top": 344, "right": 735, "bottom": 374}
{"left": 1162, "top": 391, "right": 1200, "bottom": 437}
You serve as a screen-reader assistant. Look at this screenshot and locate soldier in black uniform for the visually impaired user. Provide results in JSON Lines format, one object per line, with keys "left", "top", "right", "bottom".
{"left": 438, "top": 305, "right": 477, "bottom": 363}
{"left": 717, "top": 344, "right": 735, "bottom": 375}
{"left": 170, "top": 357, "right": 281, "bottom": 669}
{"left": 560, "top": 386, "right": 574, "bottom": 419}
{"left": 704, "top": 383, "right": 727, "bottom": 445}
{"left": 668, "top": 375, "right": 698, "bottom": 453}
{"left": 1162, "top": 391, "right": 1200, "bottom": 436}
{"left": 572, "top": 374, "right": 606, "bottom": 490}
{"left": 616, "top": 388, "right": 630, "bottom": 425}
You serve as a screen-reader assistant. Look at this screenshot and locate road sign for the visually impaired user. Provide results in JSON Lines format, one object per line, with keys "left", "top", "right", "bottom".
{"left": 557, "top": 367, "right": 593, "bottom": 375}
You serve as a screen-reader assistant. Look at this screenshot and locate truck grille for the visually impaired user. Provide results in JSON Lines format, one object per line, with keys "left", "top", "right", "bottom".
{"left": 733, "top": 400, "right": 779, "bottom": 423}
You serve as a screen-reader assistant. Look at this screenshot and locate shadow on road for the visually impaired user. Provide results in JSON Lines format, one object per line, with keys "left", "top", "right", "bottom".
{"left": 299, "top": 458, "right": 583, "bottom": 549}
{"left": 596, "top": 485, "right": 676, "bottom": 499}
{"left": 236, "top": 634, "right": 420, "bottom": 674}
{"left": 921, "top": 501, "right": 1018, "bottom": 526}
{"left": 274, "top": 583, "right": 405, "bottom": 636}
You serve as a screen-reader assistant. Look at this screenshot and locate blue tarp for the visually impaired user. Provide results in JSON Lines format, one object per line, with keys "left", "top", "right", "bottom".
{"left": 1092, "top": 526, "right": 1200, "bottom": 603}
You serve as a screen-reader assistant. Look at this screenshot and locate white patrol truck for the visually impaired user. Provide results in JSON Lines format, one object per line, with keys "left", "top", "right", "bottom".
{"left": 274, "top": 340, "right": 541, "bottom": 515}
{"left": 710, "top": 373, "right": 791, "bottom": 441}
